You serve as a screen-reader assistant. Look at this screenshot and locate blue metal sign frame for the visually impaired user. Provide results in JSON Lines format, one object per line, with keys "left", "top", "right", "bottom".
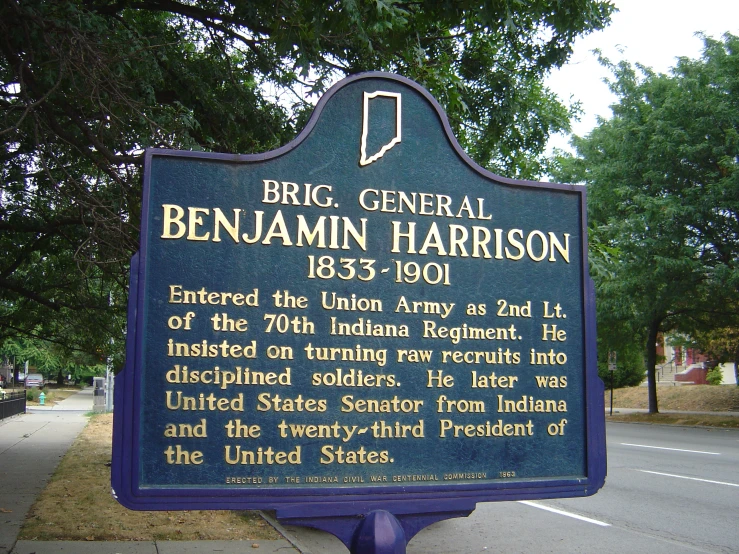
{"left": 112, "top": 72, "right": 605, "bottom": 548}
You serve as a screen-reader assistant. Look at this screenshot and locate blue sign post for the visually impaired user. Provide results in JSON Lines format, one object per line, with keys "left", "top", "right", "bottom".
{"left": 112, "top": 72, "right": 605, "bottom": 552}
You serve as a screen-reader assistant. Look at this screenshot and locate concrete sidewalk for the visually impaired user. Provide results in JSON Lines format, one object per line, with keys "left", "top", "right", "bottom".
{"left": 11, "top": 533, "right": 302, "bottom": 553}
{"left": 26, "top": 386, "right": 95, "bottom": 412}
{"left": 0, "top": 388, "right": 305, "bottom": 554}
{"left": 0, "top": 389, "right": 92, "bottom": 554}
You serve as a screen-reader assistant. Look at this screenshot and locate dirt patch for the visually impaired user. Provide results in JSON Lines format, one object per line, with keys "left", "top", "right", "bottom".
{"left": 19, "top": 413, "right": 280, "bottom": 541}
{"left": 605, "top": 384, "right": 739, "bottom": 412}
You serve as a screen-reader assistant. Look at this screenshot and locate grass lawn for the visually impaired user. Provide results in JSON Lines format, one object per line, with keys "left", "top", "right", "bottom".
{"left": 605, "top": 385, "right": 739, "bottom": 428}
{"left": 606, "top": 384, "right": 739, "bottom": 412}
{"left": 19, "top": 413, "right": 280, "bottom": 541}
{"left": 23, "top": 385, "right": 82, "bottom": 406}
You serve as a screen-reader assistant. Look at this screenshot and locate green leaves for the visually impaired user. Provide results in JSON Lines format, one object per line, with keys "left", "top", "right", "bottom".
{"left": 0, "top": 0, "right": 614, "bottom": 360}
{"left": 553, "top": 33, "right": 739, "bottom": 407}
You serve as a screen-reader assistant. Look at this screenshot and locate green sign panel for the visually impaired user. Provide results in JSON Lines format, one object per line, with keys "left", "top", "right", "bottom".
{"left": 112, "top": 73, "right": 604, "bottom": 511}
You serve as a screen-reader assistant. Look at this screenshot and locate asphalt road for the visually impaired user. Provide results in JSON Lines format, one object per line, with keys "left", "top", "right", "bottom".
{"left": 288, "top": 422, "right": 739, "bottom": 553}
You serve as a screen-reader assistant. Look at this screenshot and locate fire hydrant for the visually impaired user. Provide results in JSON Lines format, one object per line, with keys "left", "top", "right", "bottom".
{"left": 39, "top": 391, "right": 45, "bottom": 406}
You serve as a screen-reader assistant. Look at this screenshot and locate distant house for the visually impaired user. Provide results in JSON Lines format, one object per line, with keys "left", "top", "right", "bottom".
{"left": 656, "top": 335, "right": 736, "bottom": 385}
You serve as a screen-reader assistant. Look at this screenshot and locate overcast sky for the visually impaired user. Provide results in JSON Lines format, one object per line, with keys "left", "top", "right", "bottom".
{"left": 545, "top": 0, "right": 739, "bottom": 153}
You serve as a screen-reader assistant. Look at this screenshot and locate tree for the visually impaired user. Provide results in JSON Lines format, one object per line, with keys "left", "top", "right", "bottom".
{"left": 552, "top": 34, "right": 739, "bottom": 412}
{"left": 1, "top": 0, "right": 614, "bottom": 359}
{"left": 0, "top": 337, "right": 105, "bottom": 384}
{"left": 588, "top": 237, "right": 648, "bottom": 388}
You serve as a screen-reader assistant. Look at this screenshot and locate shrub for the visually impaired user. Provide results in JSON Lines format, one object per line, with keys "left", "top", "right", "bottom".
{"left": 26, "top": 388, "right": 41, "bottom": 401}
{"left": 706, "top": 366, "right": 723, "bottom": 385}
{"left": 597, "top": 346, "right": 646, "bottom": 388}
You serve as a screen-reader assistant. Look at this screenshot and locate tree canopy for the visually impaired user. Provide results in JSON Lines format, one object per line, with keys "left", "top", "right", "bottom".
{"left": 1, "top": 0, "right": 614, "bottom": 360}
{"left": 1, "top": 336, "right": 105, "bottom": 384}
{"left": 552, "top": 33, "right": 739, "bottom": 410}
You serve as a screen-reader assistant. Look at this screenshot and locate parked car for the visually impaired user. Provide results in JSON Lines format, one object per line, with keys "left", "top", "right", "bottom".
{"left": 25, "top": 373, "right": 45, "bottom": 388}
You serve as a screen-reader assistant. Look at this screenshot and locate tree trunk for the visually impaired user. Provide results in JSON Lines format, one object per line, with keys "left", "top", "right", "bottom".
{"left": 646, "top": 323, "right": 660, "bottom": 413}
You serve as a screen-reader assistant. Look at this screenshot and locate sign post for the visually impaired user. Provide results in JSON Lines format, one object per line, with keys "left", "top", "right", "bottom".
{"left": 608, "top": 351, "right": 617, "bottom": 416}
{"left": 113, "top": 72, "right": 605, "bottom": 552}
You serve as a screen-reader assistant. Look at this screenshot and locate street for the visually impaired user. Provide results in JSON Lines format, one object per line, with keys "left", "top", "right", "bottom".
{"left": 288, "top": 422, "right": 739, "bottom": 553}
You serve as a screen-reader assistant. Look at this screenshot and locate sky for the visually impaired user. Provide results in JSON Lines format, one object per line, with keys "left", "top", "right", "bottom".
{"left": 545, "top": 0, "right": 739, "bottom": 153}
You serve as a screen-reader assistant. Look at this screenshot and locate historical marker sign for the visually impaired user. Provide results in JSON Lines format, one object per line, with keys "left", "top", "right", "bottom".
{"left": 113, "top": 73, "right": 605, "bottom": 523}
